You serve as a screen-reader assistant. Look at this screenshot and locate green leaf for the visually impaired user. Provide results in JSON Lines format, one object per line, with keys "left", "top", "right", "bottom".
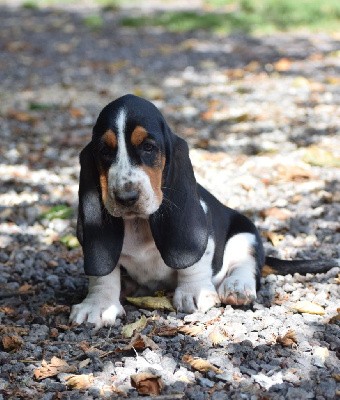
{"left": 39, "top": 205, "right": 73, "bottom": 221}
{"left": 60, "top": 234, "right": 80, "bottom": 249}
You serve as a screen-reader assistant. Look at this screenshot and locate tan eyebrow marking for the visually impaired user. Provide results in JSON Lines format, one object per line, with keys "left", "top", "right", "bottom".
{"left": 131, "top": 126, "right": 148, "bottom": 147}
{"left": 103, "top": 129, "right": 117, "bottom": 149}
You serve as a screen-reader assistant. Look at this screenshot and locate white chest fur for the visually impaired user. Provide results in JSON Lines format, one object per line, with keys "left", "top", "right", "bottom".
{"left": 119, "top": 218, "right": 177, "bottom": 290}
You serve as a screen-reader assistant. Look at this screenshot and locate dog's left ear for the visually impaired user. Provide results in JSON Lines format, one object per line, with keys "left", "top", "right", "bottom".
{"left": 149, "top": 135, "right": 209, "bottom": 269}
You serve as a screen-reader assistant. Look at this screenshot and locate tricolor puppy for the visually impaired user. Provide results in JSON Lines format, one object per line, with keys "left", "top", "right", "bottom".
{"left": 70, "top": 94, "right": 334, "bottom": 328}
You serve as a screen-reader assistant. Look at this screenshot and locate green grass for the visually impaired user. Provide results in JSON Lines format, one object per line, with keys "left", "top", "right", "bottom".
{"left": 121, "top": 0, "right": 340, "bottom": 34}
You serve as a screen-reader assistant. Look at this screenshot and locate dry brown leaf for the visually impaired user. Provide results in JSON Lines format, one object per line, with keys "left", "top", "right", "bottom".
{"left": 40, "top": 304, "right": 70, "bottom": 316}
{"left": 208, "top": 327, "right": 229, "bottom": 346}
{"left": 276, "top": 329, "right": 297, "bottom": 347}
{"left": 274, "top": 58, "right": 292, "bottom": 72}
{"left": 65, "top": 374, "right": 94, "bottom": 390}
{"left": 2, "top": 335, "right": 24, "bottom": 351}
{"left": 153, "top": 326, "right": 178, "bottom": 337}
{"left": 68, "top": 107, "right": 85, "bottom": 118}
{"left": 332, "top": 373, "right": 340, "bottom": 382}
{"left": 263, "top": 231, "right": 285, "bottom": 247}
{"left": 34, "top": 356, "right": 76, "bottom": 380}
{"left": 179, "top": 324, "right": 204, "bottom": 337}
{"left": 18, "top": 283, "right": 33, "bottom": 294}
{"left": 78, "top": 358, "right": 91, "bottom": 369}
{"left": 291, "top": 301, "right": 325, "bottom": 315}
{"left": 273, "top": 292, "right": 290, "bottom": 305}
{"left": 182, "top": 355, "right": 223, "bottom": 374}
{"left": 0, "top": 325, "right": 29, "bottom": 335}
{"left": 0, "top": 306, "right": 15, "bottom": 315}
{"left": 277, "top": 165, "right": 313, "bottom": 182}
{"left": 329, "top": 308, "right": 340, "bottom": 324}
{"left": 130, "top": 373, "right": 163, "bottom": 396}
{"left": 78, "top": 341, "right": 105, "bottom": 357}
{"left": 121, "top": 315, "right": 148, "bottom": 339}
{"left": 126, "top": 296, "right": 175, "bottom": 312}
{"left": 7, "top": 109, "right": 37, "bottom": 123}
{"left": 260, "top": 207, "right": 291, "bottom": 221}
{"left": 122, "top": 333, "right": 159, "bottom": 352}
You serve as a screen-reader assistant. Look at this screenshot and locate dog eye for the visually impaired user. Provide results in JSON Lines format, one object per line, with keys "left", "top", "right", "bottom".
{"left": 142, "top": 141, "right": 156, "bottom": 153}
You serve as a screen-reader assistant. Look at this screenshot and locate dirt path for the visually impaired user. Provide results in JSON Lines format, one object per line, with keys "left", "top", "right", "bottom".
{"left": 0, "top": 4, "right": 339, "bottom": 399}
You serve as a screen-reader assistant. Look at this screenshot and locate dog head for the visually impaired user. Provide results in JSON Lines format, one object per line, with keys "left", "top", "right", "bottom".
{"left": 92, "top": 95, "right": 168, "bottom": 219}
{"left": 78, "top": 95, "right": 208, "bottom": 275}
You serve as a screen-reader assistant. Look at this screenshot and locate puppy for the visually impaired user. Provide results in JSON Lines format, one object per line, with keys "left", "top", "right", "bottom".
{"left": 70, "top": 94, "right": 335, "bottom": 328}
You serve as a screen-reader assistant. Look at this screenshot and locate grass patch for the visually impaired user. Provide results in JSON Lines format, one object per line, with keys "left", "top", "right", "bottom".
{"left": 122, "top": 0, "right": 340, "bottom": 34}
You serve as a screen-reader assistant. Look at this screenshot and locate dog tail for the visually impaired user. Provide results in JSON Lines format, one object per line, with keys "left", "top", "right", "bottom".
{"left": 263, "top": 256, "right": 339, "bottom": 276}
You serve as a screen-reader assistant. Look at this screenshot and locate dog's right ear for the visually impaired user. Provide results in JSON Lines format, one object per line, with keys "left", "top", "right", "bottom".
{"left": 77, "top": 142, "right": 124, "bottom": 276}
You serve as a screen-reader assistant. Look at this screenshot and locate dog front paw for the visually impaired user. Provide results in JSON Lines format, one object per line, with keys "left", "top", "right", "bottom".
{"left": 217, "top": 274, "right": 256, "bottom": 306}
{"left": 173, "top": 283, "right": 220, "bottom": 314}
{"left": 70, "top": 296, "right": 125, "bottom": 329}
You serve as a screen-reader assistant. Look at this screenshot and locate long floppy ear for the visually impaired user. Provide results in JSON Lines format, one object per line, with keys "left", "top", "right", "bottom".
{"left": 77, "top": 142, "right": 124, "bottom": 276}
{"left": 149, "top": 136, "right": 208, "bottom": 269}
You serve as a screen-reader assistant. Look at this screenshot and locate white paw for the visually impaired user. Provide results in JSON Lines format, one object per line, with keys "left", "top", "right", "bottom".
{"left": 70, "top": 296, "right": 125, "bottom": 329}
{"left": 173, "top": 283, "right": 220, "bottom": 314}
{"left": 218, "top": 274, "right": 256, "bottom": 306}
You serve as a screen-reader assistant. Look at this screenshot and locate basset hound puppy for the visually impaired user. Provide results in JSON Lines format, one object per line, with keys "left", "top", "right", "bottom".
{"left": 70, "top": 94, "right": 335, "bottom": 328}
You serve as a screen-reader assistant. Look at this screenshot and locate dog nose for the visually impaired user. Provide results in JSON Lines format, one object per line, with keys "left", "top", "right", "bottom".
{"left": 115, "top": 190, "right": 139, "bottom": 206}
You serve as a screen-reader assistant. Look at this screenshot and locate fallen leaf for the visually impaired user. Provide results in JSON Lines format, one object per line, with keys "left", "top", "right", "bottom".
{"left": 0, "top": 306, "right": 16, "bottom": 315}
{"left": 126, "top": 296, "right": 175, "bottom": 311}
{"left": 273, "top": 292, "right": 290, "bottom": 305}
{"left": 18, "top": 283, "right": 33, "bottom": 294}
{"left": 263, "top": 231, "right": 285, "bottom": 247}
{"left": 7, "top": 109, "right": 37, "bottom": 123}
{"left": 274, "top": 57, "right": 292, "bottom": 72}
{"left": 60, "top": 234, "right": 80, "bottom": 249}
{"left": 68, "top": 107, "right": 85, "bottom": 118}
{"left": 153, "top": 326, "right": 178, "bottom": 337}
{"left": 34, "top": 357, "right": 76, "bottom": 380}
{"left": 65, "top": 374, "right": 94, "bottom": 390}
{"left": 260, "top": 207, "right": 291, "bottom": 221}
{"left": 78, "top": 358, "right": 91, "bottom": 369}
{"left": 303, "top": 146, "right": 340, "bottom": 168}
{"left": 122, "top": 333, "right": 159, "bottom": 351}
{"left": 208, "top": 327, "right": 229, "bottom": 346}
{"left": 39, "top": 205, "right": 73, "bottom": 220}
{"left": 0, "top": 326, "right": 29, "bottom": 335}
{"left": 328, "top": 308, "right": 340, "bottom": 324}
{"left": 40, "top": 304, "right": 70, "bottom": 316}
{"left": 2, "top": 335, "right": 24, "bottom": 351}
{"left": 277, "top": 165, "right": 313, "bottom": 182}
{"left": 276, "top": 329, "right": 297, "bottom": 347}
{"left": 121, "top": 315, "right": 148, "bottom": 339}
{"left": 182, "top": 354, "right": 223, "bottom": 374}
{"left": 291, "top": 301, "right": 325, "bottom": 315}
{"left": 130, "top": 373, "right": 163, "bottom": 396}
{"left": 179, "top": 324, "right": 204, "bottom": 337}
{"left": 78, "top": 341, "right": 105, "bottom": 357}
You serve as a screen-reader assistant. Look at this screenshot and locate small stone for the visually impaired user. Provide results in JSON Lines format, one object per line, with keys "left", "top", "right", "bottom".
{"left": 313, "top": 346, "right": 329, "bottom": 367}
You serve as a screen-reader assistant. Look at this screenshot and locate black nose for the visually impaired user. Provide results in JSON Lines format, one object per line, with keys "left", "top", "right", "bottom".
{"left": 115, "top": 190, "right": 139, "bottom": 206}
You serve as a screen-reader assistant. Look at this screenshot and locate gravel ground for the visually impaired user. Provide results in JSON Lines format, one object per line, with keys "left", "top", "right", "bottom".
{"left": 0, "top": 3, "right": 339, "bottom": 399}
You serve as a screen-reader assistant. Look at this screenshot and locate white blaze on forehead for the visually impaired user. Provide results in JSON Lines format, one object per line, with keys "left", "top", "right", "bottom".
{"left": 115, "top": 108, "right": 130, "bottom": 170}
